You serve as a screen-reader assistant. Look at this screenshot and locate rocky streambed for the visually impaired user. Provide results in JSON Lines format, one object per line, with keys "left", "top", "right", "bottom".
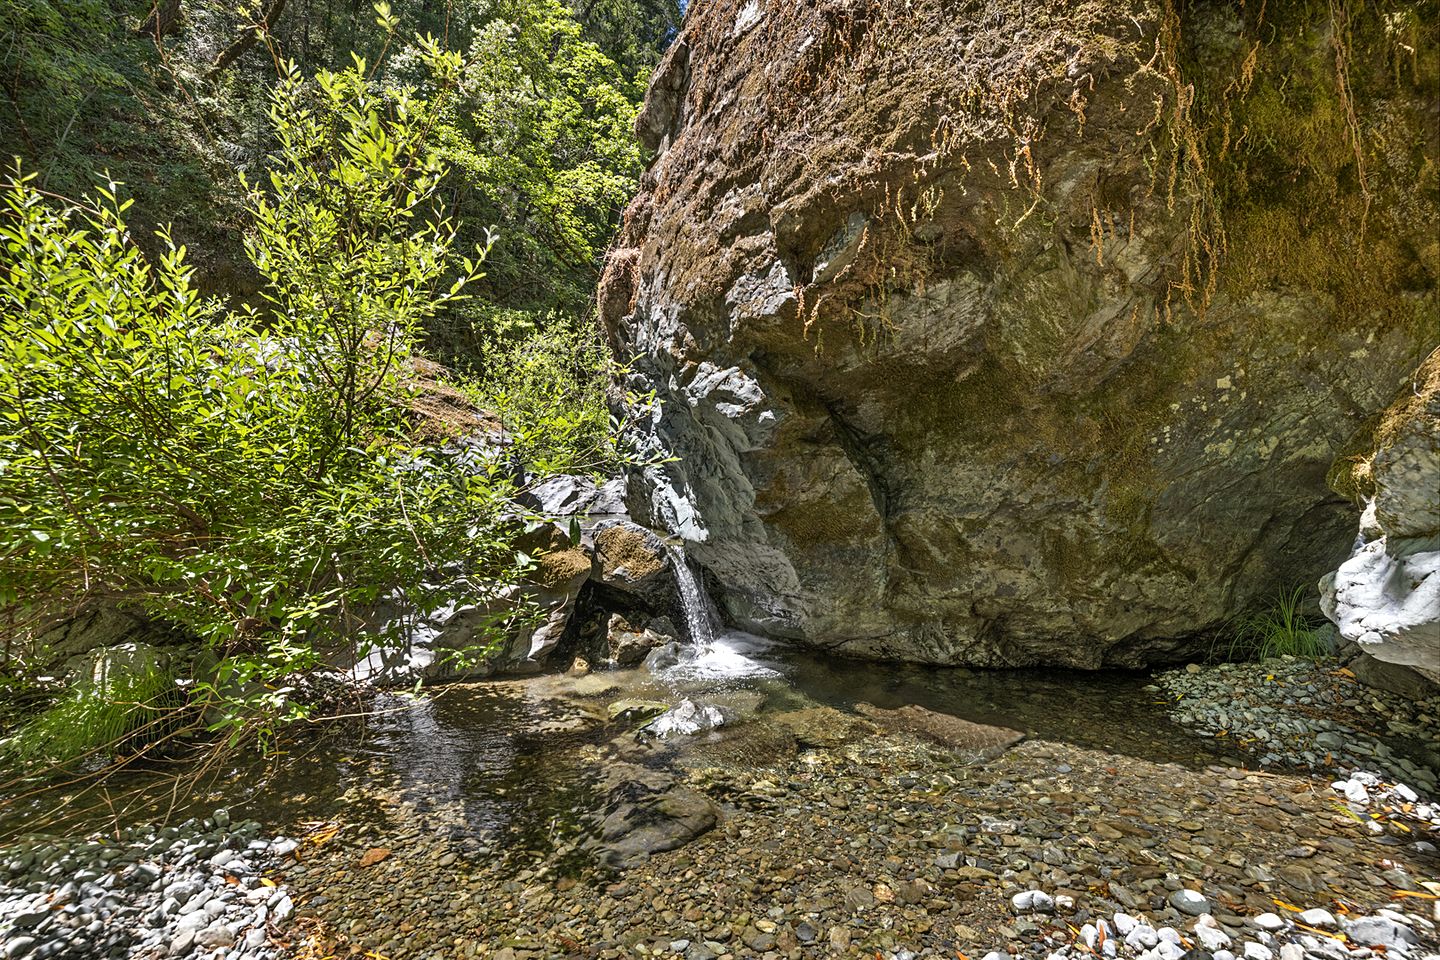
{"left": 1, "top": 652, "right": 1436, "bottom": 960}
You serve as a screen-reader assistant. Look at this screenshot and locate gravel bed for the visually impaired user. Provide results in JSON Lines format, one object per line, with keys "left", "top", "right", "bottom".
{"left": 5, "top": 662, "right": 1437, "bottom": 960}
{"left": 271, "top": 725, "right": 1440, "bottom": 960}
{"left": 1155, "top": 659, "right": 1440, "bottom": 795}
{"left": 0, "top": 810, "right": 297, "bottom": 960}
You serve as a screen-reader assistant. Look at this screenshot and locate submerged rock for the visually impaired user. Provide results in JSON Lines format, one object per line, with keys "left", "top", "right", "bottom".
{"left": 770, "top": 706, "right": 875, "bottom": 748}
{"left": 607, "top": 699, "right": 672, "bottom": 722}
{"left": 586, "top": 765, "right": 720, "bottom": 869}
{"left": 855, "top": 703, "right": 1023, "bottom": 755}
{"left": 602, "top": 0, "right": 1438, "bottom": 667}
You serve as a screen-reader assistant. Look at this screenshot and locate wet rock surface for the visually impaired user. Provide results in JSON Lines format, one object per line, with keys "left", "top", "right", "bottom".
{"left": 1321, "top": 350, "right": 1440, "bottom": 683}
{"left": 855, "top": 703, "right": 1025, "bottom": 756}
{"left": 587, "top": 764, "right": 721, "bottom": 870}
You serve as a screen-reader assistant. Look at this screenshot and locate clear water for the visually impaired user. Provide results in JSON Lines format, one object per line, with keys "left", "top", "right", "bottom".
{"left": 0, "top": 547, "right": 1261, "bottom": 853}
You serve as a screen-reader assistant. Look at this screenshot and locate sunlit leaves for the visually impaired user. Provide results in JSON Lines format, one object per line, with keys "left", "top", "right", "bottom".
{"left": 0, "top": 53, "right": 530, "bottom": 744}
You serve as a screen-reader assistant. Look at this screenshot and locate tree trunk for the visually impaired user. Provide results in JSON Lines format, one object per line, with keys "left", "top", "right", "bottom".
{"left": 138, "top": 0, "right": 184, "bottom": 40}
{"left": 208, "top": 0, "right": 288, "bottom": 78}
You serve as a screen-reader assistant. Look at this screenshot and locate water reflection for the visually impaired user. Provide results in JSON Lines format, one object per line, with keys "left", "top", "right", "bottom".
{"left": 1, "top": 648, "right": 1254, "bottom": 850}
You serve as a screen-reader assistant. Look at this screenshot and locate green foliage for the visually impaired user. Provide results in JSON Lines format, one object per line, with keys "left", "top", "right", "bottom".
{"left": 406, "top": 0, "right": 645, "bottom": 359}
{"left": 246, "top": 45, "right": 488, "bottom": 460}
{"left": 0, "top": 51, "right": 533, "bottom": 743}
{"left": 5, "top": 0, "right": 663, "bottom": 344}
{"left": 567, "top": 0, "right": 685, "bottom": 81}
{"left": 466, "top": 326, "right": 625, "bottom": 477}
{"left": 1212, "top": 587, "right": 1333, "bottom": 662}
{"left": 0, "top": 0, "right": 231, "bottom": 264}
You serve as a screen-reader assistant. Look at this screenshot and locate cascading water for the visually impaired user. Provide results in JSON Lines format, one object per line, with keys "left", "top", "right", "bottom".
{"left": 666, "top": 544, "right": 718, "bottom": 648}
{"left": 659, "top": 544, "right": 781, "bottom": 683}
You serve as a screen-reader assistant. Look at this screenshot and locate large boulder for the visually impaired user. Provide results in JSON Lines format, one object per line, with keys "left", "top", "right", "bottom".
{"left": 1322, "top": 350, "right": 1440, "bottom": 685}
{"left": 586, "top": 763, "right": 720, "bottom": 869}
{"left": 592, "top": 519, "right": 676, "bottom": 608}
{"left": 517, "top": 474, "right": 628, "bottom": 519}
{"left": 31, "top": 606, "right": 168, "bottom": 666}
{"left": 602, "top": 0, "right": 1439, "bottom": 667}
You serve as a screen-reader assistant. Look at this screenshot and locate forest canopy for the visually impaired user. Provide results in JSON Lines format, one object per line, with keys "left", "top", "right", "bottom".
{"left": 1, "top": 0, "right": 682, "bottom": 361}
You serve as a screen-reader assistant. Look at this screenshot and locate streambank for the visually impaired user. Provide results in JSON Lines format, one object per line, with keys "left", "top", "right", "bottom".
{"left": 257, "top": 660, "right": 1439, "bottom": 960}
{"left": 4, "top": 641, "right": 1430, "bottom": 960}
{"left": 1156, "top": 658, "right": 1440, "bottom": 795}
{"left": 0, "top": 813, "right": 298, "bottom": 960}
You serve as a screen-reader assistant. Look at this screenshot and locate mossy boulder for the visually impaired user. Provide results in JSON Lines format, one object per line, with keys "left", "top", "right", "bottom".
{"left": 602, "top": 0, "right": 1439, "bottom": 666}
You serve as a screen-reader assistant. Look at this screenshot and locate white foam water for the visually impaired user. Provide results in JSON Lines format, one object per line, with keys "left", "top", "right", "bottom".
{"left": 662, "top": 546, "right": 782, "bottom": 682}
{"left": 667, "top": 545, "right": 717, "bottom": 648}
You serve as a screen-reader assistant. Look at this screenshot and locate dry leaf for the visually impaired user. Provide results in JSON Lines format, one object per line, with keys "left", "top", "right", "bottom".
{"left": 358, "top": 847, "right": 391, "bottom": 868}
{"left": 307, "top": 824, "right": 340, "bottom": 846}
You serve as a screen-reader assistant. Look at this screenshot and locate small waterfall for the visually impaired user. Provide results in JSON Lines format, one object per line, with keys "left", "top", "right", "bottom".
{"left": 656, "top": 544, "right": 781, "bottom": 683}
{"left": 666, "top": 545, "right": 718, "bottom": 648}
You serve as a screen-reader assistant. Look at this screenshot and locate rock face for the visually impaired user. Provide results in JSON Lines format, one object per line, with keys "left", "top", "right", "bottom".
{"left": 1321, "top": 350, "right": 1440, "bottom": 685}
{"left": 602, "top": 0, "right": 1439, "bottom": 666}
{"left": 607, "top": 613, "right": 680, "bottom": 666}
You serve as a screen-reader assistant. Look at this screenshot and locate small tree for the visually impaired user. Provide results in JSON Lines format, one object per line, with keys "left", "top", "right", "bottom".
{"left": 247, "top": 45, "right": 491, "bottom": 470}
{"left": 0, "top": 42, "right": 529, "bottom": 758}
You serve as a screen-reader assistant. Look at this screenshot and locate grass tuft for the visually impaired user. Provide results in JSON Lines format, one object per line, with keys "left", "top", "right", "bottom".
{"left": 1212, "top": 586, "right": 1333, "bottom": 662}
{"left": 3, "top": 658, "right": 185, "bottom": 768}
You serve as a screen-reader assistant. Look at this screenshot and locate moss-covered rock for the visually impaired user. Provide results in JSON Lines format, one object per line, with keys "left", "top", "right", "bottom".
{"left": 603, "top": 0, "right": 1438, "bottom": 666}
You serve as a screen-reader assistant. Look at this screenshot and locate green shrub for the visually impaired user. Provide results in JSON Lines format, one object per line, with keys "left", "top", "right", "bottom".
{"left": 1212, "top": 586, "right": 1332, "bottom": 662}
{"left": 0, "top": 45, "right": 534, "bottom": 746}
{"left": 465, "top": 325, "right": 627, "bottom": 478}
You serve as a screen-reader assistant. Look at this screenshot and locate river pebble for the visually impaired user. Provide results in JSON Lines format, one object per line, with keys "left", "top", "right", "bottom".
{"left": 0, "top": 811, "right": 295, "bottom": 960}
{"left": 1155, "top": 658, "right": 1440, "bottom": 795}
{"left": 267, "top": 725, "right": 1440, "bottom": 960}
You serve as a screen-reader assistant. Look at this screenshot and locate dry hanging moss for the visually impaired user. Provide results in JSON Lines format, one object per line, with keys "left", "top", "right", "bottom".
{"left": 610, "top": 0, "right": 1435, "bottom": 365}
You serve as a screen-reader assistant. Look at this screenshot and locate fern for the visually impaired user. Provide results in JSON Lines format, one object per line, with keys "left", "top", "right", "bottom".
{"left": 5, "top": 658, "right": 184, "bottom": 768}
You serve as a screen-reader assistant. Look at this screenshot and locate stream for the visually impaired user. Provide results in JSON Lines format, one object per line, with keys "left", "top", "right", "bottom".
{"left": 1, "top": 551, "right": 1437, "bottom": 960}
